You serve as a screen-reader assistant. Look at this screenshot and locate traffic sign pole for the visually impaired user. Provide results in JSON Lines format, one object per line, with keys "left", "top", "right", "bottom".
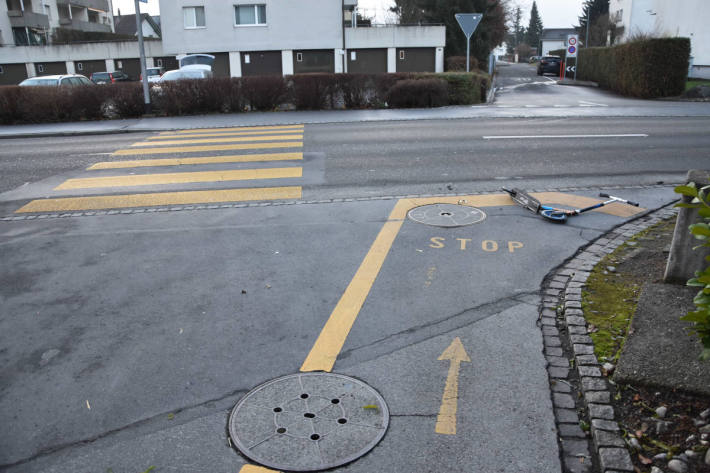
{"left": 455, "top": 13, "right": 483, "bottom": 73}
{"left": 566, "top": 34, "right": 579, "bottom": 81}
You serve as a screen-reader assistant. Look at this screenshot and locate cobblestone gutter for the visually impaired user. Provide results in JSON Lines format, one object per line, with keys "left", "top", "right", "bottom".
{"left": 540, "top": 204, "right": 679, "bottom": 473}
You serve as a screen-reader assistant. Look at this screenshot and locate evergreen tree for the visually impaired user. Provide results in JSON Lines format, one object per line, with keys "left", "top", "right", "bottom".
{"left": 512, "top": 6, "right": 525, "bottom": 48}
{"left": 577, "top": 0, "right": 612, "bottom": 46}
{"left": 525, "top": 1, "right": 543, "bottom": 51}
{"left": 390, "top": 0, "right": 425, "bottom": 24}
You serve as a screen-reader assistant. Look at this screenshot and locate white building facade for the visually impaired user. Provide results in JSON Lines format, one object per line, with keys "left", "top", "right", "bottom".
{"left": 158, "top": 0, "right": 445, "bottom": 77}
{"left": 609, "top": 0, "right": 709, "bottom": 78}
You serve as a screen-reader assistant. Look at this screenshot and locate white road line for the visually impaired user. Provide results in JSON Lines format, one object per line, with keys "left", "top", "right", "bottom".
{"left": 579, "top": 100, "right": 609, "bottom": 107}
{"left": 482, "top": 134, "right": 649, "bottom": 140}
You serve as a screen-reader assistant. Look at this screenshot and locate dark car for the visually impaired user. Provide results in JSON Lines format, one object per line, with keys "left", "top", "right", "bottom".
{"left": 90, "top": 71, "right": 132, "bottom": 84}
{"left": 537, "top": 56, "right": 561, "bottom": 76}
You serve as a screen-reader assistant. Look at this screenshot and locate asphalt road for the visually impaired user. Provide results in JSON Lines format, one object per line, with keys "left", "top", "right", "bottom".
{"left": 1, "top": 65, "right": 709, "bottom": 473}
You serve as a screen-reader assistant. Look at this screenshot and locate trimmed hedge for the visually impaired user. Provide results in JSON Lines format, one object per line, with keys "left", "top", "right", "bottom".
{"left": 548, "top": 49, "right": 566, "bottom": 58}
{"left": 577, "top": 37, "right": 690, "bottom": 98}
{"left": 386, "top": 79, "right": 448, "bottom": 108}
{"left": 0, "top": 71, "right": 491, "bottom": 124}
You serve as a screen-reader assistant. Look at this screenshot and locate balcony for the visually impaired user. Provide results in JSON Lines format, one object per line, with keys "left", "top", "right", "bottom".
{"left": 57, "top": 17, "right": 111, "bottom": 32}
{"left": 7, "top": 9, "right": 49, "bottom": 29}
{"left": 55, "top": 0, "right": 109, "bottom": 12}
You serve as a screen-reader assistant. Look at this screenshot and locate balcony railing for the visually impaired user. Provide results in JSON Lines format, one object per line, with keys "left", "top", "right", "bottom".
{"left": 57, "top": 18, "right": 111, "bottom": 32}
{"left": 7, "top": 10, "right": 50, "bottom": 29}
{"left": 55, "top": 0, "right": 109, "bottom": 12}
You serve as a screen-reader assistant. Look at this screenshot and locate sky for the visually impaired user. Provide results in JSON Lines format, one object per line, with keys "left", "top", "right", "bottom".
{"left": 112, "top": 0, "right": 586, "bottom": 29}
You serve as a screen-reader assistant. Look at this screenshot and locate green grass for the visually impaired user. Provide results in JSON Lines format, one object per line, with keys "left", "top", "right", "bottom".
{"left": 582, "top": 267, "right": 639, "bottom": 362}
{"left": 686, "top": 79, "right": 710, "bottom": 91}
{"left": 581, "top": 221, "right": 670, "bottom": 361}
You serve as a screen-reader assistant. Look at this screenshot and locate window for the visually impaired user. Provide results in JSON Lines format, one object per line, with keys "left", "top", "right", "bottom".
{"left": 77, "top": 62, "right": 83, "bottom": 71}
{"left": 296, "top": 52, "right": 303, "bottom": 62}
{"left": 156, "top": 58, "right": 163, "bottom": 67}
{"left": 38, "top": 64, "right": 45, "bottom": 73}
{"left": 235, "top": 4, "right": 266, "bottom": 26}
{"left": 184, "top": 6, "right": 205, "bottom": 28}
{"left": 399, "top": 50, "right": 405, "bottom": 60}
{"left": 0, "top": 66, "right": 4, "bottom": 74}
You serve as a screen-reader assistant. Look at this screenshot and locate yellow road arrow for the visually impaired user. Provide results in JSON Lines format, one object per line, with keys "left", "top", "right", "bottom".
{"left": 435, "top": 337, "right": 471, "bottom": 435}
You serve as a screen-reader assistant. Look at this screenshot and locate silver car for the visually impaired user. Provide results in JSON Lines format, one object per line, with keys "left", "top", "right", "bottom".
{"left": 159, "top": 69, "right": 213, "bottom": 81}
{"left": 19, "top": 74, "right": 94, "bottom": 87}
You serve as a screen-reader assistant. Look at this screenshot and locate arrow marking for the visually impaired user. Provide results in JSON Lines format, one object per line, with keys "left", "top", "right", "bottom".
{"left": 435, "top": 337, "right": 471, "bottom": 435}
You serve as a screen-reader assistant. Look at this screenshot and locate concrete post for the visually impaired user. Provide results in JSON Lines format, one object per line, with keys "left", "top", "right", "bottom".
{"left": 25, "top": 63, "right": 36, "bottom": 78}
{"left": 229, "top": 52, "right": 242, "bottom": 77}
{"left": 281, "top": 50, "right": 294, "bottom": 76}
{"left": 387, "top": 47, "right": 396, "bottom": 73}
{"left": 105, "top": 59, "right": 115, "bottom": 73}
{"left": 334, "top": 49, "right": 344, "bottom": 74}
{"left": 664, "top": 170, "right": 710, "bottom": 283}
{"left": 65, "top": 61, "right": 75, "bottom": 74}
{"left": 435, "top": 47, "right": 444, "bottom": 73}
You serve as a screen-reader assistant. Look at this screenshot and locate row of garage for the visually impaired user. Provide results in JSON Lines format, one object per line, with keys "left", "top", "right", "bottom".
{"left": 0, "top": 47, "right": 437, "bottom": 85}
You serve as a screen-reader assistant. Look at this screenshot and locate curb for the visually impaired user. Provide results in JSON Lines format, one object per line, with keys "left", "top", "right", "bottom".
{"left": 539, "top": 203, "right": 679, "bottom": 473}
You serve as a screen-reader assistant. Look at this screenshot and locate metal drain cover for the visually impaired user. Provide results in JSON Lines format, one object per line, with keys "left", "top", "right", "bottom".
{"left": 408, "top": 203, "right": 486, "bottom": 227}
{"left": 228, "top": 372, "right": 389, "bottom": 471}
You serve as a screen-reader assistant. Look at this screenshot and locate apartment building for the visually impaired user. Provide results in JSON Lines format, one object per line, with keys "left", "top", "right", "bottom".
{"left": 1, "top": 0, "right": 114, "bottom": 46}
{"left": 158, "top": 0, "right": 445, "bottom": 77}
{"left": 609, "top": 0, "right": 709, "bottom": 78}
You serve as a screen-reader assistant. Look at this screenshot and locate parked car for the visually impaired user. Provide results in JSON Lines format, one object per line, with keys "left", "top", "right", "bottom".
{"left": 19, "top": 74, "right": 94, "bottom": 87}
{"left": 141, "top": 67, "right": 164, "bottom": 83}
{"left": 158, "top": 69, "right": 213, "bottom": 81}
{"left": 528, "top": 56, "right": 541, "bottom": 63}
{"left": 537, "top": 56, "right": 561, "bottom": 75}
{"left": 90, "top": 71, "right": 131, "bottom": 84}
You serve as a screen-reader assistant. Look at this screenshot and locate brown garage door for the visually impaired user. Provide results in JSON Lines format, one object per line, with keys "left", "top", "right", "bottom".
{"left": 209, "top": 52, "right": 230, "bottom": 77}
{"left": 75, "top": 60, "right": 106, "bottom": 78}
{"left": 114, "top": 58, "right": 140, "bottom": 81}
{"left": 0, "top": 63, "right": 29, "bottom": 85}
{"left": 154, "top": 56, "right": 180, "bottom": 72}
{"left": 241, "top": 51, "right": 282, "bottom": 77}
{"left": 347, "top": 49, "right": 387, "bottom": 74}
{"left": 35, "top": 62, "right": 67, "bottom": 76}
{"left": 396, "top": 48, "right": 435, "bottom": 73}
{"left": 293, "top": 50, "right": 334, "bottom": 74}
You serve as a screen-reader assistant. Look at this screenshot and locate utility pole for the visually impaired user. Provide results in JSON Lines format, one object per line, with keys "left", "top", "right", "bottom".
{"left": 134, "top": 0, "right": 151, "bottom": 114}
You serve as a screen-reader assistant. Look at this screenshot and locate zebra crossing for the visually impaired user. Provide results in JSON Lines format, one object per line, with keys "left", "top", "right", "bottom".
{"left": 15, "top": 124, "right": 306, "bottom": 214}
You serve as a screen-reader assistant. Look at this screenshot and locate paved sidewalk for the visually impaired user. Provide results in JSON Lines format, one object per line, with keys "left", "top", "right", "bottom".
{"left": 2, "top": 100, "right": 710, "bottom": 138}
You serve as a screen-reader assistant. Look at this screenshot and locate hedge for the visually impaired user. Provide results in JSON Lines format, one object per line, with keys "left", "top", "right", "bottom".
{"left": 0, "top": 71, "right": 491, "bottom": 124}
{"left": 577, "top": 37, "right": 690, "bottom": 98}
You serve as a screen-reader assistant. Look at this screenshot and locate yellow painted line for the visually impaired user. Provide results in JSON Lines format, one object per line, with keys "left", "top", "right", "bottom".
{"left": 163, "top": 125, "right": 303, "bottom": 135}
{"left": 435, "top": 337, "right": 471, "bottom": 435}
{"left": 88, "top": 153, "right": 303, "bottom": 170}
{"left": 132, "top": 134, "right": 303, "bottom": 147}
{"left": 15, "top": 187, "right": 302, "bottom": 213}
{"left": 300, "top": 192, "right": 644, "bottom": 372}
{"left": 239, "top": 465, "right": 280, "bottom": 473}
{"left": 55, "top": 167, "right": 302, "bottom": 190}
{"left": 150, "top": 130, "right": 304, "bottom": 140}
{"left": 113, "top": 142, "right": 303, "bottom": 156}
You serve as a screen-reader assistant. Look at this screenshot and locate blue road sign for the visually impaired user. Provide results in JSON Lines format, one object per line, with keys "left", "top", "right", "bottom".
{"left": 455, "top": 13, "right": 483, "bottom": 39}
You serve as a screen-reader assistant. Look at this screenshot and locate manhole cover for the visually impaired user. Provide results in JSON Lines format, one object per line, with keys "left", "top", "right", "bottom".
{"left": 228, "top": 372, "right": 389, "bottom": 472}
{"left": 408, "top": 203, "right": 486, "bottom": 227}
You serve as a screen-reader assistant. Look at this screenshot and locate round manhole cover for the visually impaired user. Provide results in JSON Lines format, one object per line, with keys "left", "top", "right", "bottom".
{"left": 228, "top": 372, "right": 389, "bottom": 472}
{"left": 408, "top": 203, "right": 486, "bottom": 227}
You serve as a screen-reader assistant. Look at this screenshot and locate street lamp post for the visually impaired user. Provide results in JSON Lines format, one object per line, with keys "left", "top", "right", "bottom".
{"left": 134, "top": 0, "right": 151, "bottom": 115}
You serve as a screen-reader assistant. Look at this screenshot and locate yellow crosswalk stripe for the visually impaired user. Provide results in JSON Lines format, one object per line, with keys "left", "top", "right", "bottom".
{"left": 88, "top": 152, "right": 303, "bottom": 170}
{"left": 56, "top": 167, "right": 303, "bottom": 190}
{"left": 132, "top": 134, "right": 303, "bottom": 147}
{"left": 161, "top": 125, "right": 303, "bottom": 135}
{"left": 113, "top": 142, "right": 303, "bottom": 156}
{"left": 150, "top": 129, "right": 304, "bottom": 140}
{"left": 16, "top": 187, "right": 302, "bottom": 213}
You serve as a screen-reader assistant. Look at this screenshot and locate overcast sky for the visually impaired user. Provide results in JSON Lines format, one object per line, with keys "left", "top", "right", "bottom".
{"left": 113, "top": 0, "right": 586, "bottom": 29}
